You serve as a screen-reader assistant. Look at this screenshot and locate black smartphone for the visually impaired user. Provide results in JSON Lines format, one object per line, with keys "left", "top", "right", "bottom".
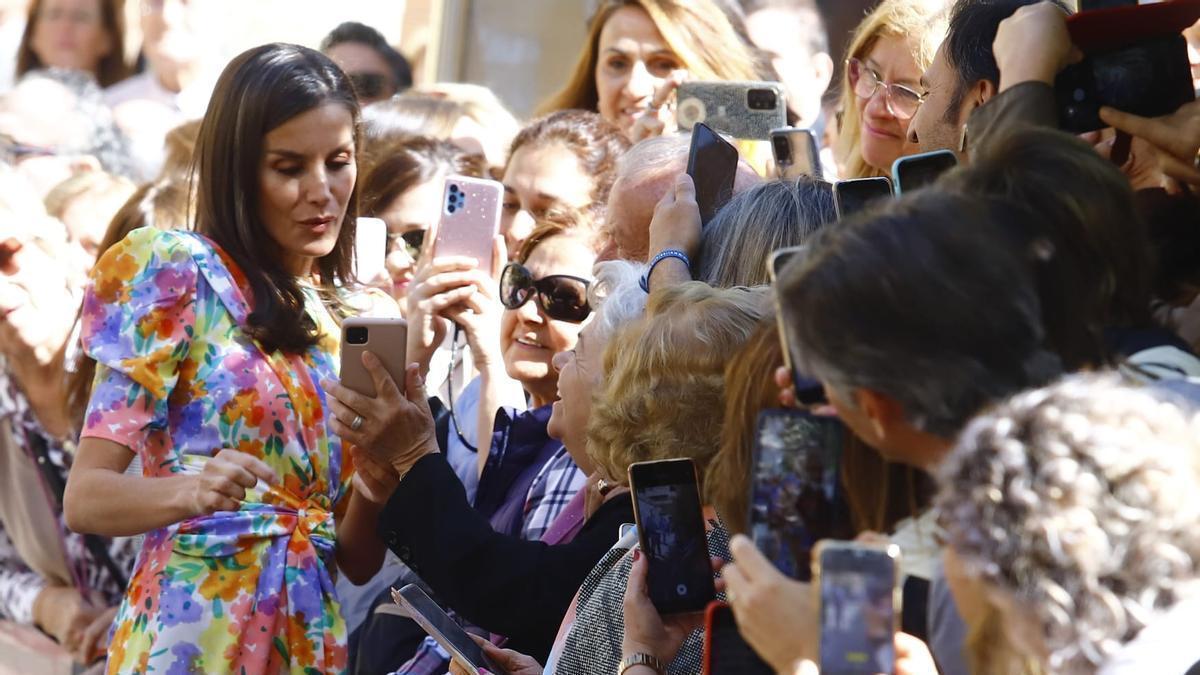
{"left": 767, "top": 247, "right": 828, "bottom": 406}
{"left": 748, "top": 408, "right": 845, "bottom": 581}
{"left": 816, "top": 542, "right": 901, "bottom": 675}
{"left": 703, "top": 602, "right": 773, "bottom": 675}
{"left": 833, "top": 177, "right": 893, "bottom": 220}
{"left": 1077, "top": 0, "right": 1136, "bottom": 12}
{"left": 392, "top": 585, "right": 510, "bottom": 675}
{"left": 628, "top": 458, "right": 716, "bottom": 615}
{"left": 1056, "top": 34, "right": 1195, "bottom": 134}
{"left": 687, "top": 122, "right": 739, "bottom": 227}
{"left": 890, "top": 150, "right": 958, "bottom": 195}
{"left": 771, "top": 127, "right": 822, "bottom": 180}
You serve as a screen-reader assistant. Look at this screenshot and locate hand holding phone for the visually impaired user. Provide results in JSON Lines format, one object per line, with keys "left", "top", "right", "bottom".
{"left": 687, "top": 123, "right": 739, "bottom": 227}
{"left": 629, "top": 458, "right": 715, "bottom": 615}
{"left": 392, "top": 585, "right": 510, "bottom": 675}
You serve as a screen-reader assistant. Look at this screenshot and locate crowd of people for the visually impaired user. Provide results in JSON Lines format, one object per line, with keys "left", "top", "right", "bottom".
{"left": 0, "top": 0, "right": 1199, "bottom": 673}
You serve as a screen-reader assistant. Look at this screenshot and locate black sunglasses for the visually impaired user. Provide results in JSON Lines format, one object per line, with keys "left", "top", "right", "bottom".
{"left": 387, "top": 230, "right": 425, "bottom": 260}
{"left": 499, "top": 262, "right": 592, "bottom": 323}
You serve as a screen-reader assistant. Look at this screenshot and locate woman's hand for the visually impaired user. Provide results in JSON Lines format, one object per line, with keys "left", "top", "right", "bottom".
{"left": 349, "top": 445, "right": 400, "bottom": 505}
{"left": 721, "top": 534, "right": 818, "bottom": 674}
{"left": 75, "top": 605, "right": 118, "bottom": 665}
{"left": 993, "top": 2, "right": 1078, "bottom": 92}
{"left": 645, "top": 174, "right": 703, "bottom": 292}
{"left": 188, "top": 448, "right": 279, "bottom": 516}
{"left": 621, "top": 548, "right": 704, "bottom": 666}
{"left": 629, "top": 70, "right": 687, "bottom": 143}
{"left": 1100, "top": 101, "right": 1200, "bottom": 188}
{"left": 448, "top": 634, "right": 543, "bottom": 675}
{"left": 895, "top": 633, "right": 940, "bottom": 675}
{"left": 443, "top": 235, "right": 507, "bottom": 369}
{"left": 32, "top": 586, "right": 102, "bottom": 657}
{"left": 326, "top": 356, "right": 438, "bottom": 477}
{"left": 404, "top": 256, "right": 486, "bottom": 374}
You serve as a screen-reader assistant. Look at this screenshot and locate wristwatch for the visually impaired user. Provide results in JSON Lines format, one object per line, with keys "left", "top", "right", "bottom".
{"left": 618, "top": 652, "right": 667, "bottom": 674}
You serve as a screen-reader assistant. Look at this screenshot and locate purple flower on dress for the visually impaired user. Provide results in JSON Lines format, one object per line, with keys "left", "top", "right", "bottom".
{"left": 165, "top": 642, "right": 204, "bottom": 675}
{"left": 177, "top": 400, "right": 205, "bottom": 437}
{"left": 159, "top": 580, "right": 203, "bottom": 627}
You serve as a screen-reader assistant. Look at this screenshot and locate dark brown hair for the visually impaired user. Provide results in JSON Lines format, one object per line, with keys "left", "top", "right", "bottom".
{"left": 506, "top": 110, "right": 631, "bottom": 207}
{"left": 360, "top": 135, "right": 485, "bottom": 217}
{"left": 192, "top": 43, "right": 361, "bottom": 354}
{"left": 17, "top": 0, "right": 129, "bottom": 87}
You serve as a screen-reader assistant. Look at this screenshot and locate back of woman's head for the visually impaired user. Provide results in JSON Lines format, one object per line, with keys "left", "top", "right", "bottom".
{"left": 588, "top": 282, "right": 769, "bottom": 488}
{"left": 539, "top": 0, "right": 763, "bottom": 114}
{"left": 697, "top": 177, "right": 835, "bottom": 287}
{"left": 193, "top": 43, "right": 360, "bottom": 353}
{"left": 945, "top": 127, "right": 1153, "bottom": 348}
{"left": 781, "top": 188, "right": 1062, "bottom": 439}
{"left": 507, "top": 110, "right": 631, "bottom": 207}
{"left": 362, "top": 93, "right": 467, "bottom": 154}
{"left": 937, "top": 373, "right": 1200, "bottom": 673}
{"left": 835, "top": 0, "right": 948, "bottom": 179}
{"left": 705, "top": 316, "right": 784, "bottom": 531}
{"left": 360, "top": 135, "right": 485, "bottom": 217}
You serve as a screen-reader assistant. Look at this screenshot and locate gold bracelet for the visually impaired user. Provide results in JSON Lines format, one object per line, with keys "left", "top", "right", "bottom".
{"left": 618, "top": 652, "right": 666, "bottom": 675}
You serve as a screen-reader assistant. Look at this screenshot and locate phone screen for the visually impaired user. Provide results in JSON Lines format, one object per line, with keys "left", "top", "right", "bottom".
{"left": 687, "top": 123, "right": 738, "bottom": 227}
{"left": 834, "top": 178, "right": 893, "bottom": 220}
{"left": 631, "top": 459, "right": 715, "bottom": 615}
{"left": 749, "top": 409, "right": 844, "bottom": 581}
{"left": 892, "top": 151, "right": 957, "bottom": 195}
{"left": 395, "top": 585, "right": 508, "bottom": 675}
{"left": 705, "top": 604, "right": 774, "bottom": 675}
{"left": 818, "top": 546, "right": 897, "bottom": 675}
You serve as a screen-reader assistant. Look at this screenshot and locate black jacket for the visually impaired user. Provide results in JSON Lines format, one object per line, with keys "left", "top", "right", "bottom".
{"left": 377, "top": 453, "right": 634, "bottom": 661}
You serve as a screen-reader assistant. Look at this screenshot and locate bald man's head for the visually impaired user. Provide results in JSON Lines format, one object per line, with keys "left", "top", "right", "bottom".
{"left": 599, "top": 133, "right": 760, "bottom": 261}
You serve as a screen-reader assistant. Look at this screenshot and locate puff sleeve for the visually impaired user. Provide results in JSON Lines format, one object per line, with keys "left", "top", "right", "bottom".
{"left": 79, "top": 227, "right": 197, "bottom": 460}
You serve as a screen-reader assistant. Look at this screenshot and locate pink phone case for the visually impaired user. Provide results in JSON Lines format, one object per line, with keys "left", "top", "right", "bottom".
{"left": 431, "top": 175, "right": 503, "bottom": 272}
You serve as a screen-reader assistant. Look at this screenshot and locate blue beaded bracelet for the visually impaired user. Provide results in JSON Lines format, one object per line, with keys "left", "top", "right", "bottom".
{"left": 640, "top": 249, "right": 691, "bottom": 293}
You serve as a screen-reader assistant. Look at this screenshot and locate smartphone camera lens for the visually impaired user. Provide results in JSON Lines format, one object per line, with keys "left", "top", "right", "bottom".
{"left": 772, "top": 135, "right": 791, "bottom": 163}
{"left": 346, "top": 326, "right": 368, "bottom": 345}
{"left": 747, "top": 88, "right": 777, "bottom": 111}
{"left": 449, "top": 184, "right": 459, "bottom": 193}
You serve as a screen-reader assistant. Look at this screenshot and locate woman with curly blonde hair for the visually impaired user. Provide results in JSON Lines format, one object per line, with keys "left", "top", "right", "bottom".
{"left": 936, "top": 374, "right": 1200, "bottom": 675}
{"left": 834, "top": 0, "right": 948, "bottom": 178}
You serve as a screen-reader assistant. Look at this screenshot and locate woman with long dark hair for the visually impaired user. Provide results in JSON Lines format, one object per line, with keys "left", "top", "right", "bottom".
{"left": 62, "top": 43, "right": 390, "bottom": 673}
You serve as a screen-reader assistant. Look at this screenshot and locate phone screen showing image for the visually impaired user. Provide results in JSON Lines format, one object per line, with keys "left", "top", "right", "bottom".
{"left": 631, "top": 460, "right": 715, "bottom": 615}
{"left": 819, "top": 547, "right": 897, "bottom": 675}
{"left": 749, "top": 409, "right": 844, "bottom": 581}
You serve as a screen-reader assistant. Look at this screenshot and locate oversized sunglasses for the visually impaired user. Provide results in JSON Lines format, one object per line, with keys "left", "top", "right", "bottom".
{"left": 387, "top": 230, "right": 425, "bottom": 261}
{"left": 847, "top": 58, "right": 927, "bottom": 120}
{"left": 499, "top": 262, "right": 592, "bottom": 323}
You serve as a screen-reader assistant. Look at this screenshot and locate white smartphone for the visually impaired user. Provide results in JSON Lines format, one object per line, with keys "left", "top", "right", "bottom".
{"left": 353, "top": 217, "right": 387, "bottom": 284}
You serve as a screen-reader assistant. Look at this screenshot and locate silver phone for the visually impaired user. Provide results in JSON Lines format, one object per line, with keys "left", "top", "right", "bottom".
{"left": 676, "top": 81, "right": 787, "bottom": 140}
{"left": 771, "top": 127, "right": 822, "bottom": 180}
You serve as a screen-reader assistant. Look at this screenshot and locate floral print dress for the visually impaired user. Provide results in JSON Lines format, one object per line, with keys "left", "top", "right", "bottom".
{"left": 81, "top": 227, "right": 357, "bottom": 674}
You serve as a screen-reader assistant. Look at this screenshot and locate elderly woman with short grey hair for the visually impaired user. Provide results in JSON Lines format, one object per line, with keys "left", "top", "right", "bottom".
{"left": 936, "top": 374, "right": 1200, "bottom": 675}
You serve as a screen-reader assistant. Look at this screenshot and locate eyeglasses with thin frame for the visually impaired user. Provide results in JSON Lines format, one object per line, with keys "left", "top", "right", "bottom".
{"left": 499, "top": 262, "right": 592, "bottom": 323}
{"left": 846, "top": 58, "right": 927, "bottom": 120}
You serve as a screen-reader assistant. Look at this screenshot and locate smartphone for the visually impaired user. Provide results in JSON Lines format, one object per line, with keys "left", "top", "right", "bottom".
{"left": 815, "top": 542, "right": 901, "bottom": 675}
{"left": 628, "top": 458, "right": 716, "bottom": 615}
{"left": 703, "top": 602, "right": 773, "bottom": 675}
{"left": 340, "top": 317, "right": 408, "bottom": 398}
{"left": 676, "top": 81, "right": 788, "bottom": 140}
{"left": 1056, "top": 35, "right": 1195, "bottom": 133}
{"left": 749, "top": 408, "right": 844, "bottom": 581}
{"left": 890, "top": 150, "right": 958, "bottom": 195}
{"left": 353, "top": 217, "right": 387, "bottom": 283}
{"left": 833, "top": 177, "right": 893, "bottom": 220}
{"left": 391, "top": 585, "right": 510, "bottom": 675}
{"left": 771, "top": 127, "right": 822, "bottom": 180}
{"left": 430, "top": 175, "right": 502, "bottom": 271}
{"left": 687, "top": 123, "right": 739, "bottom": 227}
{"left": 767, "top": 247, "right": 826, "bottom": 406}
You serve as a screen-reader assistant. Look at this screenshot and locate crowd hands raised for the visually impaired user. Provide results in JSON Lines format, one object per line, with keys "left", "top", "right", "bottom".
{"left": 0, "top": 0, "right": 1197, "bottom": 673}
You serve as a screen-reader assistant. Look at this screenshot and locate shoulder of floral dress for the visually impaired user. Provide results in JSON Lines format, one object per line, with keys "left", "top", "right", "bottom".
{"left": 86, "top": 227, "right": 201, "bottom": 308}
{"left": 340, "top": 284, "right": 401, "bottom": 318}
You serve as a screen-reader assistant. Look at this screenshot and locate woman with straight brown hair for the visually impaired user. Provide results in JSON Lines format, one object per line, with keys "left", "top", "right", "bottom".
{"left": 63, "top": 43, "right": 392, "bottom": 673}
{"left": 539, "top": 0, "right": 762, "bottom": 141}
{"left": 16, "top": 0, "right": 128, "bottom": 87}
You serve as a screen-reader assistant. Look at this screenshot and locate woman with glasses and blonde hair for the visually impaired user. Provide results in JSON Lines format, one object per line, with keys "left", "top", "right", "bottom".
{"left": 835, "top": 0, "right": 948, "bottom": 179}
{"left": 539, "top": 0, "right": 763, "bottom": 141}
